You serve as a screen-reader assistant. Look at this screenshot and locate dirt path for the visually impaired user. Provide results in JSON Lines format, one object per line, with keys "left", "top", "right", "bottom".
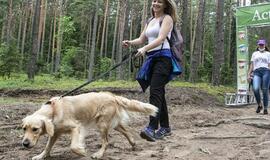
{"left": 1, "top": 87, "right": 270, "bottom": 160}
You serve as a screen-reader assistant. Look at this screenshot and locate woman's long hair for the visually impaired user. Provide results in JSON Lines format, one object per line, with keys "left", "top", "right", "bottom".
{"left": 151, "top": 0, "right": 178, "bottom": 23}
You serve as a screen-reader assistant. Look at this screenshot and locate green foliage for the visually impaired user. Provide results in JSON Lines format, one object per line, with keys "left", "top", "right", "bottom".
{"left": 0, "top": 0, "right": 243, "bottom": 86}
{"left": 221, "top": 63, "right": 234, "bottom": 85}
{"left": 0, "top": 42, "right": 21, "bottom": 78}
{"left": 62, "top": 16, "right": 76, "bottom": 33}
{"left": 60, "top": 46, "right": 86, "bottom": 78}
{"left": 62, "top": 16, "right": 77, "bottom": 48}
{"left": 198, "top": 50, "right": 213, "bottom": 82}
{"left": 94, "top": 56, "right": 112, "bottom": 78}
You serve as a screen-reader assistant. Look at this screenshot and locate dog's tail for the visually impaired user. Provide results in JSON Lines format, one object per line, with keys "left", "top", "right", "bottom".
{"left": 115, "top": 96, "right": 158, "bottom": 116}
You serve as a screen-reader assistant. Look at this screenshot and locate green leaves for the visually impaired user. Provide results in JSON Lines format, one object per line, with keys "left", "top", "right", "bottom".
{"left": 0, "top": 42, "right": 21, "bottom": 78}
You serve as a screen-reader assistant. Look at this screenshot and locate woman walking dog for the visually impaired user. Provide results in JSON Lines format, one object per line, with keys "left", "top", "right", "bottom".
{"left": 123, "top": 0, "right": 181, "bottom": 141}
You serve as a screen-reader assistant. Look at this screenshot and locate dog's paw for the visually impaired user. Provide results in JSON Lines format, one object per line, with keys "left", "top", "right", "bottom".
{"left": 71, "top": 147, "right": 86, "bottom": 156}
{"left": 91, "top": 151, "right": 104, "bottom": 159}
{"left": 32, "top": 154, "right": 47, "bottom": 160}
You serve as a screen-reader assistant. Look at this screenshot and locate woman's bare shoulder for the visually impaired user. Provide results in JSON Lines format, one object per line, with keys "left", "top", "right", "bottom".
{"left": 162, "top": 15, "right": 173, "bottom": 25}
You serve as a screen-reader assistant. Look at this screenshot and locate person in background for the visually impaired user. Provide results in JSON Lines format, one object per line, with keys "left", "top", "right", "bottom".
{"left": 122, "top": 0, "right": 181, "bottom": 141}
{"left": 248, "top": 39, "right": 270, "bottom": 114}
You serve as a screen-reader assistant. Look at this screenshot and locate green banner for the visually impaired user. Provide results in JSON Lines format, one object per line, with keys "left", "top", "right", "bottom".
{"left": 236, "top": 27, "right": 249, "bottom": 94}
{"left": 236, "top": 3, "right": 270, "bottom": 94}
{"left": 237, "top": 3, "right": 270, "bottom": 27}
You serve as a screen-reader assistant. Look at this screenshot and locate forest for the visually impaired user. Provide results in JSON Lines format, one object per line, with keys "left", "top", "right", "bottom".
{"left": 1, "top": 0, "right": 270, "bottom": 85}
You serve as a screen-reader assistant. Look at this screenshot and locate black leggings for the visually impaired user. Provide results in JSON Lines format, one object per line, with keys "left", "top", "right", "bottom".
{"left": 148, "top": 57, "right": 172, "bottom": 129}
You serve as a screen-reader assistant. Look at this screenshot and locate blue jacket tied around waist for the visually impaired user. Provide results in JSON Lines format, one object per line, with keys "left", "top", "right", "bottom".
{"left": 136, "top": 49, "right": 182, "bottom": 92}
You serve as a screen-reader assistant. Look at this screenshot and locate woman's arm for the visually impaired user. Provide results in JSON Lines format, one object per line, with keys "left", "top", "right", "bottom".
{"left": 123, "top": 25, "right": 147, "bottom": 47}
{"left": 247, "top": 62, "right": 254, "bottom": 83}
{"left": 136, "top": 15, "right": 173, "bottom": 57}
{"left": 248, "top": 63, "right": 253, "bottom": 76}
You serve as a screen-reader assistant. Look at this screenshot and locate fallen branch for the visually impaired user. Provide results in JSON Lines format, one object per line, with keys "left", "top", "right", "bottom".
{"left": 192, "top": 135, "right": 257, "bottom": 140}
{"left": 0, "top": 124, "right": 20, "bottom": 130}
{"left": 233, "top": 116, "right": 270, "bottom": 121}
{"left": 257, "top": 140, "right": 270, "bottom": 146}
{"left": 195, "top": 119, "right": 232, "bottom": 127}
{"left": 195, "top": 116, "right": 270, "bottom": 128}
{"left": 242, "top": 122, "right": 270, "bottom": 129}
{"left": 0, "top": 142, "right": 18, "bottom": 148}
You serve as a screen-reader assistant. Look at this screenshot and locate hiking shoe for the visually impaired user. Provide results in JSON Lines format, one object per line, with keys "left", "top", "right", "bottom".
{"left": 256, "top": 106, "right": 263, "bottom": 113}
{"left": 140, "top": 127, "right": 155, "bottom": 142}
{"left": 264, "top": 109, "right": 268, "bottom": 115}
{"left": 155, "top": 127, "right": 172, "bottom": 139}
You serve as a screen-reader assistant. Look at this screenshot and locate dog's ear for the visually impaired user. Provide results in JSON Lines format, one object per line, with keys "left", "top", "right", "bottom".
{"left": 48, "top": 97, "right": 60, "bottom": 107}
{"left": 43, "top": 119, "right": 54, "bottom": 136}
{"left": 21, "top": 117, "right": 27, "bottom": 128}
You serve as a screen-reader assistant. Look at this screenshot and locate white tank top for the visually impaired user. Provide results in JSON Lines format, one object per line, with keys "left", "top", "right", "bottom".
{"left": 145, "top": 17, "right": 172, "bottom": 52}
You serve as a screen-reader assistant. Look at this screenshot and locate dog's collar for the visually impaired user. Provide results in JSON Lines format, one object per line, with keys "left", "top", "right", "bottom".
{"left": 44, "top": 100, "right": 56, "bottom": 121}
{"left": 44, "top": 97, "right": 63, "bottom": 121}
{"left": 45, "top": 101, "right": 51, "bottom": 105}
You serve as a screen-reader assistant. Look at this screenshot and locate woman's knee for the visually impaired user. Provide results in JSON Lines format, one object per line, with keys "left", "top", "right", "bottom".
{"left": 262, "top": 88, "right": 269, "bottom": 94}
{"left": 253, "top": 86, "right": 260, "bottom": 93}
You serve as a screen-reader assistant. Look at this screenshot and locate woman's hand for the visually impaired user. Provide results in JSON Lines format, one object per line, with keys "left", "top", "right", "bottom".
{"left": 122, "top": 40, "right": 131, "bottom": 47}
{"left": 247, "top": 73, "right": 253, "bottom": 83}
{"left": 135, "top": 47, "right": 147, "bottom": 57}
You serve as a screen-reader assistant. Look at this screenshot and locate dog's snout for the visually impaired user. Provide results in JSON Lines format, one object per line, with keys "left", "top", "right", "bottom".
{"left": 22, "top": 139, "right": 30, "bottom": 148}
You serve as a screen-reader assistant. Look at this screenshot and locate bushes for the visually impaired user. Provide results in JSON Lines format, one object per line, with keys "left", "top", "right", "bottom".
{"left": 60, "top": 46, "right": 86, "bottom": 78}
{"left": 94, "top": 56, "right": 111, "bottom": 79}
{"left": 0, "top": 43, "right": 21, "bottom": 78}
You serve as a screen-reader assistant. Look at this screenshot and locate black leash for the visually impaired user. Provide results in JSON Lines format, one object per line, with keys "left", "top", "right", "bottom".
{"left": 59, "top": 50, "right": 137, "bottom": 98}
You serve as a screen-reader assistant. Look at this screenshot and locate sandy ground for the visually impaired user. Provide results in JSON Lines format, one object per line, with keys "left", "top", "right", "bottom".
{"left": 1, "top": 87, "right": 270, "bottom": 160}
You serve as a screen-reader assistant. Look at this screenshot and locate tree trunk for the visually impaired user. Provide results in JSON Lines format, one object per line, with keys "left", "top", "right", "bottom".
{"left": 141, "top": 0, "right": 148, "bottom": 32}
{"left": 27, "top": 0, "right": 41, "bottom": 80}
{"left": 96, "top": 16, "right": 102, "bottom": 51}
{"left": 47, "top": 16, "right": 53, "bottom": 64}
{"left": 100, "top": 0, "right": 109, "bottom": 58}
{"left": 1, "top": 17, "right": 5, "bottom": 43}
{"left": 105, "top": 9, "right": 110, "bottom": 57}
{"left": 37, "top": 0, "right": 44, "bottom": 59}
{"left": 180, "top": 0, "right": 189, "bottom": 79}
{"left": 28, "top": 0, "right": 35, "bottom": 45}
{"left": 88, "top": 0, "right": 99, "bottom": 80}
{"left": 212, "top": 0, "right": 225, "bottom": 85}
{"left": 6, "top": 0, "right": 13, "bottom": 44}
{"left": 110, "top": 0, "right": 120, "bottom": 78}
{"left": 51, "top": 4, "right": 57, "bottom": 73}
{"left": 40, "top": 0, "right": 47, "bottom": 59}
{"left": 225, "top": 0, "right": 232, "bottom": 68}
{"left": 116, "top": 0, "right": 127, "bottom": 79}
{"left": 85, "top": 16, "right": 93, "bottom": 78}
{"left": 17, "top": 3, "right": 23, "bottom": 50}
{"left": 128, "top": 6, "right": 134, "bottom": 80}
{"left": 189, "top": 0, "right": 205, "bottom": 82}
{"left": 55, "top": 0, "right": 64, "bottom": 73}
{"left": 21, "top": 2, "right": 30, "bottom": 68}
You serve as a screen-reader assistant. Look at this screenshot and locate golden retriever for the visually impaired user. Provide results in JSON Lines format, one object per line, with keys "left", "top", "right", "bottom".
{"left": 21, "top": 92, "right": 157, "bottom": 160}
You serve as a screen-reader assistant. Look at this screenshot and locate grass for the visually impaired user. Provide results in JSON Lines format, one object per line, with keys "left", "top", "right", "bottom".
{"left": 170, "top": 81, "right": 236, "bottom": 97}
{"left": 0, "top": 74, "right": 139, "bottom": 90}
{"left": 0, "top": 74, "right": 236, "bottom": 99}
{"left": 0, "top": 97, "right": 41, "bottom": 105}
